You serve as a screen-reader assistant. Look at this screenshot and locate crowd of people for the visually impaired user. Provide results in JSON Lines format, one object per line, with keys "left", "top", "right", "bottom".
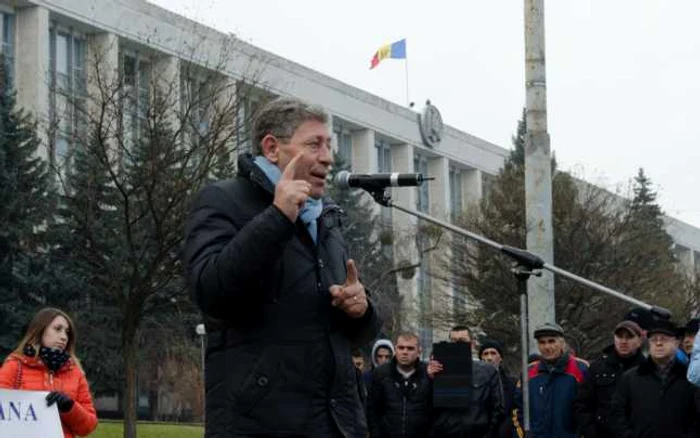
{"left": 359, "top": 311, "right": 700, "bottom": 438}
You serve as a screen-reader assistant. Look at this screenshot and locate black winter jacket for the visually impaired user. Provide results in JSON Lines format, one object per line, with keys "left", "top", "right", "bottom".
{"left": 609, "top": 356, "right": 700, "bottom": 438}
{"left": 183, "top": 154, "right": 382, "bottom": 438}
{"left": 367, "top": 358, "right": 432, "bottom": 438}
{"left": 496, "top": 366, "right": 516, "bottom": 438}
{"left": 573, "top": 345, "right": 645, "bottom": 438}
{"left": 431, "top": 360, "right": 505, "bottom": 438}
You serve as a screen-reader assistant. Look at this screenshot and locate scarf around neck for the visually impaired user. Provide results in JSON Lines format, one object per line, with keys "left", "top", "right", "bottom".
{"left": 253, "top": 155, "right": 323, "bottom": 243}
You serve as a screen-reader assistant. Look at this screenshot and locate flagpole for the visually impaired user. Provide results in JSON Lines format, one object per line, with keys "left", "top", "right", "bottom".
{"left": 404, "top": 56, "right": 410, "bottom": 106}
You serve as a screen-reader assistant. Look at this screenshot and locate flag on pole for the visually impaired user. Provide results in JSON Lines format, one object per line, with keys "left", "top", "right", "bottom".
{"left": 370, "top": 38, "right": 407, "bottom": 69}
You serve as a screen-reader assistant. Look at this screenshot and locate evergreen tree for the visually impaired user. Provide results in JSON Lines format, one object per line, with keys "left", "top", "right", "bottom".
{"left": 0, "top": 55, "right": 53, "bottom": 359}
{"left": 328, "top": 155, "right": 401, "bottom": 337}
{"left": 445, "top": 112, "right": 687, "bottom": 364}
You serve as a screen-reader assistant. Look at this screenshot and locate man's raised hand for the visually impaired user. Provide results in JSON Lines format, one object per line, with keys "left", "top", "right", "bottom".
{"left": 273, "top": 152, "right": 311, "bottom": 222}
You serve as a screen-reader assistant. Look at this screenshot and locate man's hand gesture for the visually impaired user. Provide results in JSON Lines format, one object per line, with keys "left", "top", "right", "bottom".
{"left": 273, "top": 152, "right": 311, "bottom": 222}
{"left": 330, "top": 259, "right": 368, "bottom": 318}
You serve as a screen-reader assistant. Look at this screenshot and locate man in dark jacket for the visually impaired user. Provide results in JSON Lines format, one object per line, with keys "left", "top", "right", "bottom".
{"left": 428, "top": 326, "right": 505, "bottom": 438}
{"left": 183, "top": 97, "right": 382, "bottom": 438}
{"left": 573, "top": 320, "right": 645, "bottom": 438}
{"left": 478, "top": 339, "right": 515, "bottom": 438}
{"left": 367, "top": 332, "right": 432, "bottom": 438}
{"left": 513, "top": 323, "right": 588, "bottom": 438}
{"left": 609, "top": 318, "right": 700, "bottom": 438}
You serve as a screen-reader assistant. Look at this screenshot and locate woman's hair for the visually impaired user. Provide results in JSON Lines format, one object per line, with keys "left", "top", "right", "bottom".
{"left": 14, "top": 307, "right": 78, "bottom": 359}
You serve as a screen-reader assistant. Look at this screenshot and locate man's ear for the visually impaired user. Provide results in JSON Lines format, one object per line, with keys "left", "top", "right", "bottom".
{"left": 261, "top": 134, "right": 280, "bottom": 163}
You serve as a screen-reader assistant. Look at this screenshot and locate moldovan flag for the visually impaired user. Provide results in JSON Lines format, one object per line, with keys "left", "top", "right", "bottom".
{"left": 370, "top": 39, "right": 406, "bottom": 69}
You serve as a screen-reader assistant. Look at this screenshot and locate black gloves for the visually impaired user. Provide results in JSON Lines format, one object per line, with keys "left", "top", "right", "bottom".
{"left": 46, "top": 391, "right": 75, "bottom": 412}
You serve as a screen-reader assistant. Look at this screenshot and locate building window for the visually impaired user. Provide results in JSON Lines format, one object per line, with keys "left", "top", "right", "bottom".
{"left": 414, "top": 153, "right": 429, "bottom": 213}
{"left": 376, "top": 139, "right": 391, "bottom": 173}
{"left": 333, "top": 125, "right": 352, "bottom": 166}
{"left": 417, "top": 256, "right": 433, "bottom": 354}
{"left": 375, "top": 139, "right": 392, "bottom": 224}
{"left": 0, "top": 12, "right": 14, "bottom": 88}
{"left": 181, "top": 66, "right": 214, "bottom": 163}
{"left": 49, "top": 27, "right": 86, "bottom": 171}
{"left": 449, "top": 166, "right": 463, "bottom": 221}
{"left": 120, "top": 52, "right": 151, "bottom": 164}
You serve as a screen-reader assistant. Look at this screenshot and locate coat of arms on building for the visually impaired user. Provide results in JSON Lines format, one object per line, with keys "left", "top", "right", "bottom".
{"left": 418, "top": 100, "right": 443, "bottom": 148}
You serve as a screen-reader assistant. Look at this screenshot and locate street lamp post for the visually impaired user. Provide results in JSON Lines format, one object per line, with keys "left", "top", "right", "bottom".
{"left": 195, "top": 323, "right": 206, "bottom": 423}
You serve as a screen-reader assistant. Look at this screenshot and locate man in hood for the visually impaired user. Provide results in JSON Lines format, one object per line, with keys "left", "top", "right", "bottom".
{"left": 371, "top": 339, "right": 395, "bottom": 368}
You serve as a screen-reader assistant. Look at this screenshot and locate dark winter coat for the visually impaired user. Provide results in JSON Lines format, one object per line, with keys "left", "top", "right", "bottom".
{"left": 512, "top": 353, "right": 588, "bottom": 438}
{"left": 183, "top": 153, "right": 382, "bottom": 438}
{"left": 367, "top": 358, "right": 432, "bottom": 438}
{"left": 496, "top": 366, "right": 517, "bottom": 438}
{"left": 609, "top": 356, "right": 700, "bottom": 438}
{"left": 431, "top": 360, "right": 505, "bottom": 438}
{"left": 572, "top": 345, "right": 645, "bottom": 438}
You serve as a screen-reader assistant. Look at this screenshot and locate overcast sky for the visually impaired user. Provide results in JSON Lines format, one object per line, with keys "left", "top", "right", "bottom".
{"left": 150, "top": 0, "right": 699, "bottom": 228}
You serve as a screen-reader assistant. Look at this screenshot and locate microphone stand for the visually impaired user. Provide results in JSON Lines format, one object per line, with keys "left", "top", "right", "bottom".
{"left": 364, "top": 186, "right": 671, "bottom": 436}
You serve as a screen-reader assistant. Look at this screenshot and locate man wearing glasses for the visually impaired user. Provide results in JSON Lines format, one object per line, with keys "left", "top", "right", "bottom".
{"left": 184, "top": 97, "right": 382, "bottom": 438}
{"left": 609, "top": 319, "right": 700, "bottom": 438}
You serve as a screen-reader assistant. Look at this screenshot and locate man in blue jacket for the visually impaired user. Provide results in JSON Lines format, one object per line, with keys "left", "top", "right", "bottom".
{"left": 512, "top": 323, "right": 588, "bottom": 438}
{"left": 688, "top": 330, "right": 700, "bottom": 386}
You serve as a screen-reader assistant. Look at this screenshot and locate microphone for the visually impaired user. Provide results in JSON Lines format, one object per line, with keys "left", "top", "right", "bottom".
{"left": 334, "top": 170, "right": 433, "bottom": 190}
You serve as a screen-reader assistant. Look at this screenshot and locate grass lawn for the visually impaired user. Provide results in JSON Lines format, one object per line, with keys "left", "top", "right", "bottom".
{"left": 91, "top": 421, "right": 204, "bottom": 438}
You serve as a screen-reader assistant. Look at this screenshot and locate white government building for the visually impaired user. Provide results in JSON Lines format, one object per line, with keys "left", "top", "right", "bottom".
{"left": 2, "top": 0, "right": 699, "bottom": 351}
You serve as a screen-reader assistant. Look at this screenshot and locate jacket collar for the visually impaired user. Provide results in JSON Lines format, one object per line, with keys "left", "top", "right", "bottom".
{"left": 238, "top": 153, "right": 275, "bottom": 195}
{"left": 637, "top": 354, "right": 687, "bottom": 377}
{"left": 602, "top": 344, "right": 645, "bottom": 367}
{"left": 538, "top": 352, "right": 570, "bottom": 374}
{"left": 389, "top": 357, "right": 426, "bottom": 380}
{"left": 7, "top": 352, "right": 74, "bottom": 373}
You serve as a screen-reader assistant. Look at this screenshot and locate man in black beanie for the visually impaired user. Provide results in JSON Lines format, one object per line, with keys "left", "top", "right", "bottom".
{"left": 609, "top": 318, "right": 700, "bottom": 438}
{"left": 479, "top": 339, "right": 515, "bottom": 438}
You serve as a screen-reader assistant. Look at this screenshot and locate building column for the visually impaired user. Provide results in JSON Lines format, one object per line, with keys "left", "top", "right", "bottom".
{"left": 153, "top": 55, "right": 181, "bottom": 128}
{"left": 428, "top": 156, "right": 450, "bottom": 219}
{"left": 390, "top": 143, "right": 420, "bottom": 333}
{"left": 350, "top": 128, "right": 376, "bottom": 173}
{"left": 212, "top": 75, "right": 238, "bottom": 161}
{"left": 426, "top": 156, "right": 452, "bottom": 342}
{"left": 16, "top": 6, "right": 50, "bottom": 160}
{"left": 350, "top": 128, "right": 379, "bottom": 215}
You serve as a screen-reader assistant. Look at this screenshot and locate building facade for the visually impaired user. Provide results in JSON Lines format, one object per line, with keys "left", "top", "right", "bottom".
{"left": 3, "top": 0, "right": 699, "bottom": 354}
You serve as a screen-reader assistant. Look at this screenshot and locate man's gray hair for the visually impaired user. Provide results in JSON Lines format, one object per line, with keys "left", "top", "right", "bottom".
{"left": 251, "top": 97, "right": 329, "bottom": 156}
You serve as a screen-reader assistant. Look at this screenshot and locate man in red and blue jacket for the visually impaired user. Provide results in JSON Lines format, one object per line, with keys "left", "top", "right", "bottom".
{"left": 512, "top": 323, "right": 588, "bottom": 438}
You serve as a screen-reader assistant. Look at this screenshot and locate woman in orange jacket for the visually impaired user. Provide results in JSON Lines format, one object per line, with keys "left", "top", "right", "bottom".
{"left": 0, "top": 307, "right": 98, "bottom": 438}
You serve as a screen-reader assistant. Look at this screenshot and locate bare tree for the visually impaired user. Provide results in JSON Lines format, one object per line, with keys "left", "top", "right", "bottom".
{"left": 47, "top": 36, "right": 267, "bottom": 438}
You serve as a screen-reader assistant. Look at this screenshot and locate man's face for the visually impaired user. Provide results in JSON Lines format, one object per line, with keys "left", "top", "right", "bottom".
{"left": 683, "top": 333, "right": 696, "bottom": 355}
{"left": 395, "top": 336, "right": 421, "bottom": 368}
{"left": 352, "top": 356, "right": 365, "bottom": 371}
{"left": 449, "top": 330, "right": 471, "bottom": 344}
{"left": 274, "top": 119, "right": 333, "bottom": 199}
{"left": 614, "top": 329, "right": 642, "bottom": 357}
{"left": 648, "top": 333, "right": 679, "bottom": 362}
{"left": 375, "top": 347, "right": 392, "bottom": 366}
{"left": 480, "top": 348, "right": 502, "bottom": 367}
{"left": 536, "top": 336, "right": 565, "bottom": 362}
